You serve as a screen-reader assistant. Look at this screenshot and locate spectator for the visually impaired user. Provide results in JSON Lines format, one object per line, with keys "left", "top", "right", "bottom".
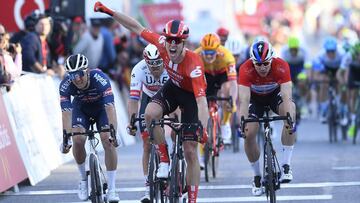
{"left": 73, "top": 18, "right": 104, "bottom": 68}
{"left": 0, "top": 24, "right": 22, "bottom": 86}
{"left": 99, "top": 18, "right": 117, "bottom": 73}
{"left": 128, "top": 35, "right": 146, "bottom": 68}
{"left": 10, "top": 12, "right": 37, "bottom": 44}
{"left": 216, "top": 27, "right": 229, "bottom": 46}
{"left": 21, "top": 13, "right": 53, "bottom": 74}
{"left": 65, "top": 16, "right": 86, "bottom": 55}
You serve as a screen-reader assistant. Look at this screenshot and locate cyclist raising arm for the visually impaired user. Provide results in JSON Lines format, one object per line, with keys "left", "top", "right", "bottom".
{"left": 237, "top": 41, "right": 296, "bottom": 196}
{"left": 59, "top": 54, "right": 119, "bottom": 202}
{"left": 94, "top": 2, "right": 209, "bottom": 202}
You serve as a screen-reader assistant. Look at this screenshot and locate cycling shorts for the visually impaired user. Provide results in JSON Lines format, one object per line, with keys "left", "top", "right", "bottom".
{"left": 139, "top": 93, "right": 151, "bottom": 134}
{"left": 152, "top": 80, "right": 199, "bottom": 135}
{"left": 72, "top": 100, "right": 109, "bottom": 130}
{"left": 348, "top": 68, "right": 360, "bottom": 89}
{"left": 249, "top": 88, "right": 283, "bottom": 118}
{"left": 205, "top": 72, "right": 228, "bottom": 97}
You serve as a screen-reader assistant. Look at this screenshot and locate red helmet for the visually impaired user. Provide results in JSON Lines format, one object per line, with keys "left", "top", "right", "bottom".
{"left": 163, "top": 20, "right": 189, "bottom": 39}
{"left": 216, "top": 27, "right": 229, "bottom": 37}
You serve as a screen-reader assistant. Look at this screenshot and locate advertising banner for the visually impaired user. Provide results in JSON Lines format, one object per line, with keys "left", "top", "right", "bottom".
{"left": 0, "top": 94, "right": 27, "bottom": 192}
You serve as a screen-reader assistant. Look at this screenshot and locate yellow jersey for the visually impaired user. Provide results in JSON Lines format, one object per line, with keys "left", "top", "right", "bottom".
{"left": 194, "top": 45, "right": 237, "bottom": 80}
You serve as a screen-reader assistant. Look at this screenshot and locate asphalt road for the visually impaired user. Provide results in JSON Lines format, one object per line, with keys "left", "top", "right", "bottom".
{"left": 1, "top": 118, "right": 360, "bottom": 203}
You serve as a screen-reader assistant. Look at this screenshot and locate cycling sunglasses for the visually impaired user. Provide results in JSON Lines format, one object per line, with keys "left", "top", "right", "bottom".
{"left": 202, "top": 50, "right": 217, "bottom": 56}
{"left": 166, "top": 37, "right": 183, "bottom": 44}
{"left": 253, "top": 61, "right": 271, "bottom": 66}
{"left": 68, "top": 70, "right": 86, "bottom": 80}
{"left": 146, "top": 59, "right": 163, "bottom": 66}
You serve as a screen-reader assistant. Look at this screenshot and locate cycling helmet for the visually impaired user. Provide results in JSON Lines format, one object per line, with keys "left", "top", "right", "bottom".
{"left": 323, "top": 36, "right": 337, "bottom": 51}
{"left": 200, "top": 33, "right": 221, "bottom": 50}
{"left": 288, "top": 36, "right": 300, "bottom": 49}
{"left": 65, "top": 54, "right": 89, "bottom": 72}
{"left": 143, "top": 44, "right": 163, "bottom": 66}
{"left": 225, "top": 38, "right": 242, "bottom": 55}
{"left": 163, "top": 20, "right": 189, "bottom": 39}
{"left": 350, "top": 41, "right": 360, "bottom": 58}
{"left": 249, "top": 40, "right": 274, "bottom": 63}
{"left": 216, "top": 27, "right": 229, "bottom": 37}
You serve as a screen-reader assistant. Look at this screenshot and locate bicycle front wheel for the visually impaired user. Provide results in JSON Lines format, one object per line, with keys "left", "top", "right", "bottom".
{"left": 169, "top": 156, "right": 180, "bottom": 203}
{"left": 89, "top": 153, "right": 103, "bottom": 203}
{"left": 265, "top": 142, "right": 276, "bottom": 203}
{"left": 149, "top": 145, "right": 162, "bottom": 202}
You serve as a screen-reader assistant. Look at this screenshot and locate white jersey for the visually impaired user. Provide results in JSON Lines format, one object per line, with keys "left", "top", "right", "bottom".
{"left": 129, "top": 59, "right": 169, "bottom": 100}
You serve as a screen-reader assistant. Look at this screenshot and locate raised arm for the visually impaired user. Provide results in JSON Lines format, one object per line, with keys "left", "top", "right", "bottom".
{"left": 94, "top": 1, "right": 145, "bottom": 35}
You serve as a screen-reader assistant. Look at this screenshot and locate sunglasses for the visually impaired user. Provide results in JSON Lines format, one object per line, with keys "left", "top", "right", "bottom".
{"left": 68, "top": 70, "right": 86, "bottom": 80}
{"left": 146, "top": 59, "right": 163, "bottom": 67}
{"left": 254, "top": 61, "right": 271, "bottom": 66}
{"left": 202, "top": 50, "right": 217, "bottom": 56}
{"left": 166, "top": 37, "right": 183, "bottom": 44}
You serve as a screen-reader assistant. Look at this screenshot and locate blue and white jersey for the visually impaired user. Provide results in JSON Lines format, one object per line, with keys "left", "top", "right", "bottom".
{"left": 312, "top": 48, "right": 345, "bottom": 71}
{"left": 129, "top": 59, "right": 169, "bottom": 100}
{"left": 59, "top": 69, "right": 114, "bottom": 111}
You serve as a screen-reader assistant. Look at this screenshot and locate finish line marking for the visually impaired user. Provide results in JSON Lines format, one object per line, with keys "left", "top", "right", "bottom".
{"left": 66, "top": 195, "right": 333, "bottom": 203}
{"left": 332, "top": 166, "right": 360, "bottom": 170}
{"left": 1, "top": 181, "right": 358, "bottom": 196}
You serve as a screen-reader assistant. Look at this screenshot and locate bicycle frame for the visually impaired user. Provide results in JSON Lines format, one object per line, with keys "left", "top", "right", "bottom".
{"left": 63, "top": 123, "right": 116, "bottom": 203}
{"left": 241, "top": 110, "right": 293, "bottom": 203}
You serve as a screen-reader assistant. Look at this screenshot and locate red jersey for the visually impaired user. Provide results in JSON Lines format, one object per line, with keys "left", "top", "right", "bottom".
{"left": 141, "top": 29, "right": 207, "bottom": 98}
{"left": 238, "top": 57, "right": 291, "bottom": 95}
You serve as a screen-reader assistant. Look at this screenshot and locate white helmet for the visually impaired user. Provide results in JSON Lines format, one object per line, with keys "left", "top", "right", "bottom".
{"left": 225, "top": 38, "right": 243, "bottom": 55}
{"left": 65, "top": 54, "right": 89, "bottom": 72}
{"left": 143, "top": 44, "right": 163, "bottom": 66}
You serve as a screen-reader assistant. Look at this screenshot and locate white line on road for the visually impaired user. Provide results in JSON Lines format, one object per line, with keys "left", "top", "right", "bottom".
{"left": 332, "top": 166, "right": 360, "bottom": 170}
{"left": 1, "top": 181, "right": 359, "bottom": 196}
{"left": 67, "top": 195, "right": 333, "bottom": 203}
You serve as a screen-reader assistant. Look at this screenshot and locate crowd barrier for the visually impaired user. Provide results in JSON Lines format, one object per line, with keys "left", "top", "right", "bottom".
{"left": 0, "top": 73, "right": 135, "bottom": 192}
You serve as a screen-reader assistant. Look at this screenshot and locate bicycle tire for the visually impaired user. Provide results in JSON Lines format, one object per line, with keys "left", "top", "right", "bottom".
{"left": 212, "top": 125, "right": 221, "bottom": 178}
{"left": 149, "top": 145, "right": 161, "bottom": 203}
{"left": 169, "top": 155, "right": 179, "bottom": 203}
{"left": 265, "top": 141, "right": 276, "bottom": 203}
{"left": 90, "top": 153, "right": 103, "bottom": 203}
{"left": 204, "top": 142, "right": 210, "bottom": 182}
{"left": 231, "top": 113, "right": 240, "bottom": 153}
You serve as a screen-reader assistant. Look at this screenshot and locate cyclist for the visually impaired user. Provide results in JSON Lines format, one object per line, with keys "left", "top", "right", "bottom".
{"left": 225, "top": 37, "right": 244, "bottom": 73}
{"left": 338, "top": 41, "right": 360, "bottom": 138}
{"left": 59, "top": 54, "right": 119, "bottom": 202}
{"left": 280, "top": 36, "right": 312, "bottom": 120}
{"left": 237, "top": 40, "right": 296, "bottom": 196}
{"left": 312, "top": 36, "right": 345, "bottom": 123}
{"left": 194, "top": 33, "right": 237, "bottom": 144}
{"left": 127, "top": 44, "right": 169, "bottom": 202}
{"left": 216, "top": 27, "right": 229, "bottom": 46}
{"left": 94, "top": 2, "right": 209, "bottom": 202}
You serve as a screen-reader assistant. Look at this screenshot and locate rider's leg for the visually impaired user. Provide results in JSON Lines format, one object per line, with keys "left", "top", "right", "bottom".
{"left": 72, "top": 126, "right": 87, "bottom": 180}
{"left": 244, "top": 122, "right": 261, "bottom": 175}
{"left": 319, "top": 73, "right": 329, "bottom": 121}
{"left": 141, "top": 134, "right": 151, "bottom": 179}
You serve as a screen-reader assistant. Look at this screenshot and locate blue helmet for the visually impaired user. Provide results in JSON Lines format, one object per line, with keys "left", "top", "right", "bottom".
{"left": 323, "top": 36, "right": 337, "bottom": 51}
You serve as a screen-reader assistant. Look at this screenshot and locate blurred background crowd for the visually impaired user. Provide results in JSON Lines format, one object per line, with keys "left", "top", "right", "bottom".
{"left": 0, "top": 0, "right": 359, "bottom": 93}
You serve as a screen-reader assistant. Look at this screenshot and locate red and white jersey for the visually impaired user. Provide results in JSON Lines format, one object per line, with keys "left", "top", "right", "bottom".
{"left": 238, "top": 57, "right": 291, "bottom": 95}
{"left": 129, "top": 59, "right": 169, "bottom": 100}
{"left": 141, "top": 29, "right": 207, "bottom": 98}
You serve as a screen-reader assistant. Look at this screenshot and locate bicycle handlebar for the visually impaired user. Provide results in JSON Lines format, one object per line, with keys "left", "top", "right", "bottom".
{"left": 240, "top": 112, "right": 293, "bottom": 135}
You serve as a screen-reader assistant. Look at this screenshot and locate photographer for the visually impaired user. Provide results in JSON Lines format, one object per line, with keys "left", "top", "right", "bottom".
{"left": 0, "top": 24, "right": 22, "bottom": 90}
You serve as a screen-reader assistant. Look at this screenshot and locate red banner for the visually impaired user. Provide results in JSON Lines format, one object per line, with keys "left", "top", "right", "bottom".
{"left": 140, "top": 2, "right": 183, "bottom": 33}
{"left": 0, "top": 0, "right": 50, "bottom": 32}
{"left": 0, "top": 95, "right": 27, "bottom": 192}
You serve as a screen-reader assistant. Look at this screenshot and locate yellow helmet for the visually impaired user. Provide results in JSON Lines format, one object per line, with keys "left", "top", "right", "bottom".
{"left": 200, "top": 33, "right": 221, "bottom": 50}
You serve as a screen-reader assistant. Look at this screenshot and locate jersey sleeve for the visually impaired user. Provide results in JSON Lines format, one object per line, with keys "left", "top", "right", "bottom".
{"left": 140, "top": 29, "right": 164, "bottom": 48}
{"left": 238, "top": 61, "right": 251, "bottom": 87}
{"left": 189, "top": 54, "right": 207, "bottom": 98}
{"left": 224, "top": 51, "right": 237, "bottom": 80}
{"left": 340, "top": 52, "right": 352, "bottom": 70}
{"left": 93, "top": 71, "right": 114, "bottom": 105}
{"left": 59, "top": 78, "right": 73, "bottom": 111}
{"left": 129, "top": 61, "right": 144, "bottom": 100}
{"left": 278, "top": 59, "right": 292, "bottom": 83}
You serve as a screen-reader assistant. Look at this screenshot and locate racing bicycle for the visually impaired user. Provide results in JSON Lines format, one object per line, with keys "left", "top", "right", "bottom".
{"left": 63, "top": 119, "right": 118, "bottom": 203}
{"left": 241, "top": 108, "right": 293, "bottom": 203}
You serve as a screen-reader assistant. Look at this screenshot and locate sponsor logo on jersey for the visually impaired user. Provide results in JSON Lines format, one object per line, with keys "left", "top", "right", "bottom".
{"left": 103, "top": 87, "right": 113, "bottom": 97}
{"left": 159, "top": 36, "right": 166, "bottom": 45}
{"left": 94, "top": 73, "right": 108, "bottom": 86}
{"left": 190, "top": 66, "right": 202, "bottom": 78}
{"left": 60, "top": 79, "right": 72, "bottom": 93}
